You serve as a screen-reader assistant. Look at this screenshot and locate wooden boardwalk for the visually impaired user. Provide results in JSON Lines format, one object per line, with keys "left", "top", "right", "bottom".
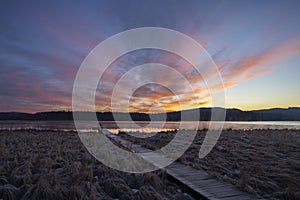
{"left": 101, "top": 129, "right": 261, "bottom": 200}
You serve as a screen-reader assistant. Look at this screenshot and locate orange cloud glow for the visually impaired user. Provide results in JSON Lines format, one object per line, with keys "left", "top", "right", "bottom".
{"left": 92, "top": 37, "right": 300, "bottom": 113}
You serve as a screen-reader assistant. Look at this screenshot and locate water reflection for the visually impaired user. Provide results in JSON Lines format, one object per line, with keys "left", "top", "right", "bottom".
{"left": 0, "top": 121, "right": 300, "bottom": 132}
{"left": 108, "top": 128, "right": 176, "bottom": 134}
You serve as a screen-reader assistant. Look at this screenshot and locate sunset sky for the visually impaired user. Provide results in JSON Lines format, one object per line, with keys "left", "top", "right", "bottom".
{"left": 1, "top": 0, "right": 300, "bottom": 113}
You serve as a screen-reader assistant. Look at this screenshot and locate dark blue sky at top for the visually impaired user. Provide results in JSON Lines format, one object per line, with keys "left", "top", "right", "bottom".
{"left": 0, "top": 0, "right": 299, "bottom": 112}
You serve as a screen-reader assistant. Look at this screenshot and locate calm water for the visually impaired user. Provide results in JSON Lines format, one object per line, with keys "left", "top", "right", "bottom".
{"left": 0, "top": 121, "right": 300, "bottom": 132}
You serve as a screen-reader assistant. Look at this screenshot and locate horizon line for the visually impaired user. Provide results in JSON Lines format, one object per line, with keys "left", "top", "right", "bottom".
{"left": 2, "top": 106, "right": 299, "bottom": 115}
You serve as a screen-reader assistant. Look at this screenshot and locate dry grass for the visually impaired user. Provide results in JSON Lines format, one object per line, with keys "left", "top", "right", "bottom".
{"left": 121, "top": 129, "right": 300, "bottom": 199}
{"left": 0, "top": 130, "right": 197, "bottom": 200}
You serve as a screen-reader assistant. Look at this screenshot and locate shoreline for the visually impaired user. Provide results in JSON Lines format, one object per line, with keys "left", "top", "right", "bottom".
{"left": 1, "top": 120, "right": 300, "bottom": 133}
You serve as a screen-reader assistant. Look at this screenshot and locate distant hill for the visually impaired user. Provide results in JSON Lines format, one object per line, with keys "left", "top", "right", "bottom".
{"left": 0, "top": 107, "right": 299, "bottom": 121}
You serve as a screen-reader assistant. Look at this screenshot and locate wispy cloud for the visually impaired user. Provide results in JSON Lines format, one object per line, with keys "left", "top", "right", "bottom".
{"left": 221, "top": 36, "right": 300, "bottom": 87}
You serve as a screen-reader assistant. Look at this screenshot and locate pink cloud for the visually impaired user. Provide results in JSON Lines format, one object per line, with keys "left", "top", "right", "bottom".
{"left": 222, "top": 36, "right": 300, "bottom": 85}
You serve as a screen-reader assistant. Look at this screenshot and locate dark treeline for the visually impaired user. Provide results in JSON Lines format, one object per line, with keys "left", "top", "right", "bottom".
{"left": 0, "top": 107, "right": 299, "bottom": 121}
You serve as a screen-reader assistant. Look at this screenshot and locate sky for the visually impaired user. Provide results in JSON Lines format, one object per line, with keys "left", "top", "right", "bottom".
{"left": 0, "top": 0, "right": 300, "bottom": 113}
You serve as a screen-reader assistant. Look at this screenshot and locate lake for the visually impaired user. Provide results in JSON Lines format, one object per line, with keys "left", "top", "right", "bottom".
{"left": 0, "top": 120, "right": 300, "bottom": 132}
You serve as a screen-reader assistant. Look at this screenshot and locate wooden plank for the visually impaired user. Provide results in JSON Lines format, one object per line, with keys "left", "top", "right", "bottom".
{"left": 210, "top": 189, "right": 245, "bottom": 197}
{"left": 221, "top": 192, "right": 261, "bottom": 200}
